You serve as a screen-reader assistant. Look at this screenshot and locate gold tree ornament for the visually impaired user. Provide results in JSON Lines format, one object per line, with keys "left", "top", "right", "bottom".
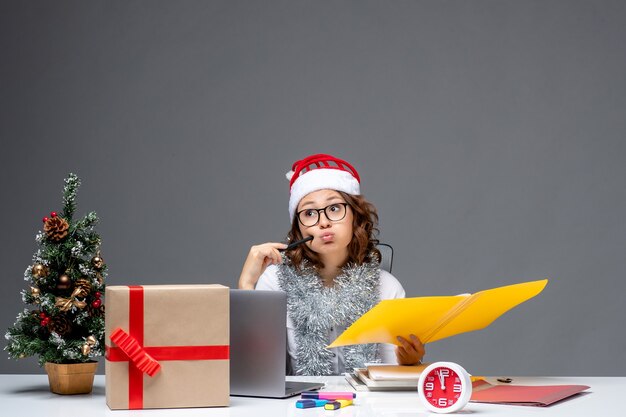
{"left": 55, "top": 287, "right": 88, "bottom": 311}
{"left": 31, "top": 287, "right": 41, "bottom": 297}
{"left": 86, "top": 335, "right": 97, "bottom": 346}
{"left": 81, "top": 344, "right": 91, "bottom": 356}
{"left": 32, "top": 263, "right": 48, "bottom": 278}
{"left": 43, "top": 216, "right": 70, "bottom": 242}
{"left": 91, "top": 253, "right": 104, "bottom": 270}
{"left": 57, "top": 273, "right": 71, "bottom": 290}
{"left": 55, "top": 297, "right": 87, "bottom": 312}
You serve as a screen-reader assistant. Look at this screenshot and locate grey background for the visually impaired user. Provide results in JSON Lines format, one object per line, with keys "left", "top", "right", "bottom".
{"left": 1, "top": 1, "right": 625, "bottom": 376}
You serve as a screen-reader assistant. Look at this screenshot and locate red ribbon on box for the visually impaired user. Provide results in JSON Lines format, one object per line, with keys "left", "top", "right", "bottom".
{"left": 105, "top": 285, "right": 229, "bottom": 409}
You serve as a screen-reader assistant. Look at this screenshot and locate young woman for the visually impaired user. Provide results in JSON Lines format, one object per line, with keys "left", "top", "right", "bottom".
{"left": 239, "top": 154, "right": 424, "bottom": 375}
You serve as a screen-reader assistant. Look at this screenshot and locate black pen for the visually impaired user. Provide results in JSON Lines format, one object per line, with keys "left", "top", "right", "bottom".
{"left": 279, "top": 236, "right": 313, "bottom": 251}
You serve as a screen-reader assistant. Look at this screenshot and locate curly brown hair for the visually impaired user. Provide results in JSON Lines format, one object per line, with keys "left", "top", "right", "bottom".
{"left": 286, "top": 191, "right": 381, "bottom": 271}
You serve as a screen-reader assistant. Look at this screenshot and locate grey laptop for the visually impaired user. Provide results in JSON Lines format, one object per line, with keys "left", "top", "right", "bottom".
{"left": 230, "top": 289, "right": 324, "bottom": 398}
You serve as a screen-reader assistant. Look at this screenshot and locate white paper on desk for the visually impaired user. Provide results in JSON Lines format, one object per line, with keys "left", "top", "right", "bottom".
{"left": 366, "top": 364, "right": 430, "bottom": 381}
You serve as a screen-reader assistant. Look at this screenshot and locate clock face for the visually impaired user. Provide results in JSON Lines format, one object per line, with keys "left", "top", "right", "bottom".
{"left": 418, "top": 362, "right": 472, "bottom": 413}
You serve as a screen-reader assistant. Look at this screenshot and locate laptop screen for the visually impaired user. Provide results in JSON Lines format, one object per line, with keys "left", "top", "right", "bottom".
{"left": 230, "top": 290, "right": 289, "bottom": 397}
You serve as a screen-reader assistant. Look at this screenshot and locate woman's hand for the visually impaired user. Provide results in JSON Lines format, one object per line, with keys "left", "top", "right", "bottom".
{"left": 238, "top": 242, "right": 287, "bottom": 289}
{"left": 395, "top": 334, "right": 425, "bottom": 365}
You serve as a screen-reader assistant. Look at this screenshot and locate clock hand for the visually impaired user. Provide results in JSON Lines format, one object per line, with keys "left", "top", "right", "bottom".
{"left": 438, "top": 370, "right": 445, "bottom": 390}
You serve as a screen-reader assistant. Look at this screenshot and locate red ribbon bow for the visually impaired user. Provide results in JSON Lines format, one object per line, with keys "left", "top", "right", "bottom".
{"left": 109, "top": 327, "right": 161, "bottom": 377}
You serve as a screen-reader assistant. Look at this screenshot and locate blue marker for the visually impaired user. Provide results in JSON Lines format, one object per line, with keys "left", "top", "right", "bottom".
{"left": 296, "top": 399, "right": 328, "bottom": 409}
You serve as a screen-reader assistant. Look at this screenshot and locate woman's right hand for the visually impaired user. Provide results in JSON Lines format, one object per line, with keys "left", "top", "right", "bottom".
{"left": 395, "top": 334, "right": 425, "bottom": 365}
{"left": 238, "top": 242, "right": 288, "bottom": 289}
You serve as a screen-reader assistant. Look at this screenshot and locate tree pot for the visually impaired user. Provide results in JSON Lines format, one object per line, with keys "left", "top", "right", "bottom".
{"left": 44, "top": 361, "right": 98, "bottom": 395}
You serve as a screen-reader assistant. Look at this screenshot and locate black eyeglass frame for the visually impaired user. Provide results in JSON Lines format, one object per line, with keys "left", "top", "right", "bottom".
{"left": 296, "top": 203, "right": 350, "bottom": 227}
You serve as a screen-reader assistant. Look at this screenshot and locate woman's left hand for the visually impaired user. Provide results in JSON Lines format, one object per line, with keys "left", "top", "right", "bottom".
{"left": 395, "top": 334, "right": 425, "bottom": 365}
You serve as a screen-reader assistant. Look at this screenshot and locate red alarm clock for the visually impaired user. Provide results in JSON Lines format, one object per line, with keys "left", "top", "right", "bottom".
{"left": 417, "top": 361, "right": 472, "bottom": 413}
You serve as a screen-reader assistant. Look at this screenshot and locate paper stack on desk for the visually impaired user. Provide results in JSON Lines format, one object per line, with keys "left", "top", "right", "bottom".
{"left": 345, "top": 364, "right": 429, "bottom": 391}
{"left": 329, "top": 279, "right": 548, "bottom": 348}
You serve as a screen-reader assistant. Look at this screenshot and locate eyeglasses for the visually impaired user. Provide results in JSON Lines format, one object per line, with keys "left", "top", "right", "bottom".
{"left": 297, "top": 203, "right": 350, "bottom": 227}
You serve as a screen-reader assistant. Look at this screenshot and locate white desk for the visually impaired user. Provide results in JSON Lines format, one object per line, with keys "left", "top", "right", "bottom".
{"left": 0, "top": 375, "right": 621, "bottom": 416}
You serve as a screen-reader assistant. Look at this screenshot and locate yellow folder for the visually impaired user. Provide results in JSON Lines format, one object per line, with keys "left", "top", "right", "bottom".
{"left": 327, "top": 279, "right": 548, "bottom": 348}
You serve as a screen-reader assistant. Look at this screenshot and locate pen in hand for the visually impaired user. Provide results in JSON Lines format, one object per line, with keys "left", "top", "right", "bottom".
{"left": 279, "top": 236, "right": 313, "bottom": 251}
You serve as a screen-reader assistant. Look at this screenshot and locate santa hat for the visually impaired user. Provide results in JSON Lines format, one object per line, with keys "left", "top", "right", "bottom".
{"left": 286, "top": 154, "right": 361, "bottom": 220}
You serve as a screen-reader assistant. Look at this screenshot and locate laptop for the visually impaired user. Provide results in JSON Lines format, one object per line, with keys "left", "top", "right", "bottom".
{"left": 230, "top": 289, "right": 324, "bottom": 398}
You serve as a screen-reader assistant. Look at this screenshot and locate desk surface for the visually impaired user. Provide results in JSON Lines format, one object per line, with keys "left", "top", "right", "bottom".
{"left": 0, "top": 374, "right": 621, "bottom": 416}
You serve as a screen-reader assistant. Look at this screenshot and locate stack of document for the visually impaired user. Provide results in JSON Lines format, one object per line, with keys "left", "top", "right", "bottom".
{"left": 345, "top": 364, "right": 429, "bottom": 391}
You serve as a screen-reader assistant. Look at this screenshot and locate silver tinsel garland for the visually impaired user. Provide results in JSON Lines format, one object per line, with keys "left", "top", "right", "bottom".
{"left": 277, "top": 256, "right": 381, "bottom": 376}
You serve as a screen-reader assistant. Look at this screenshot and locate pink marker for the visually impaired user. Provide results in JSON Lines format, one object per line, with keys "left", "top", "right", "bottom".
{"left": 301, "top": 391, "right": 356, "bottom": 401}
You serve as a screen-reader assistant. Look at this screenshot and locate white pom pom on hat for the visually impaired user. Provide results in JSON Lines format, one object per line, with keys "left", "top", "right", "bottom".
{"left": 286, "top": 154, "right": 361, "bottom": 220}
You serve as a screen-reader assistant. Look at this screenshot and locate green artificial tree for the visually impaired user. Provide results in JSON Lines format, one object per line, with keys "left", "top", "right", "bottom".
{"left": 5, "top": 174, "right": 107, "bottom": 366}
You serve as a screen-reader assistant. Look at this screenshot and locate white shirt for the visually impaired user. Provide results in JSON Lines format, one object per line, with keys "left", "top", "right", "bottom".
{"left": 255, "top": 264, "right": 406, "bottom": 375}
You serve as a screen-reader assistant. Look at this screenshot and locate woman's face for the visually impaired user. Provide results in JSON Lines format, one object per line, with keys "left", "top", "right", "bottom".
{"left": 296, "top": 189, "right": 354, "bottom": 257}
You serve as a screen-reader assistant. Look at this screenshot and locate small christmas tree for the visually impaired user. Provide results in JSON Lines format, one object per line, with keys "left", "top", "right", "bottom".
{"left": 5, "top": 174, "right": 106, "bottom": 365}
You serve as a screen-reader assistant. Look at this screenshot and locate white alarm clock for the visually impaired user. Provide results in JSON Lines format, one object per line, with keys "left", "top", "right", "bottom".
{"left": 417, "top": 361, "right": 472, "bottom": 414}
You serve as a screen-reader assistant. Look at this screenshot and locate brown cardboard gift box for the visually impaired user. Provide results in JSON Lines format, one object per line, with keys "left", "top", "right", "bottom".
{"left": 105, "top": 285, "right": 229, "bottom": 409}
